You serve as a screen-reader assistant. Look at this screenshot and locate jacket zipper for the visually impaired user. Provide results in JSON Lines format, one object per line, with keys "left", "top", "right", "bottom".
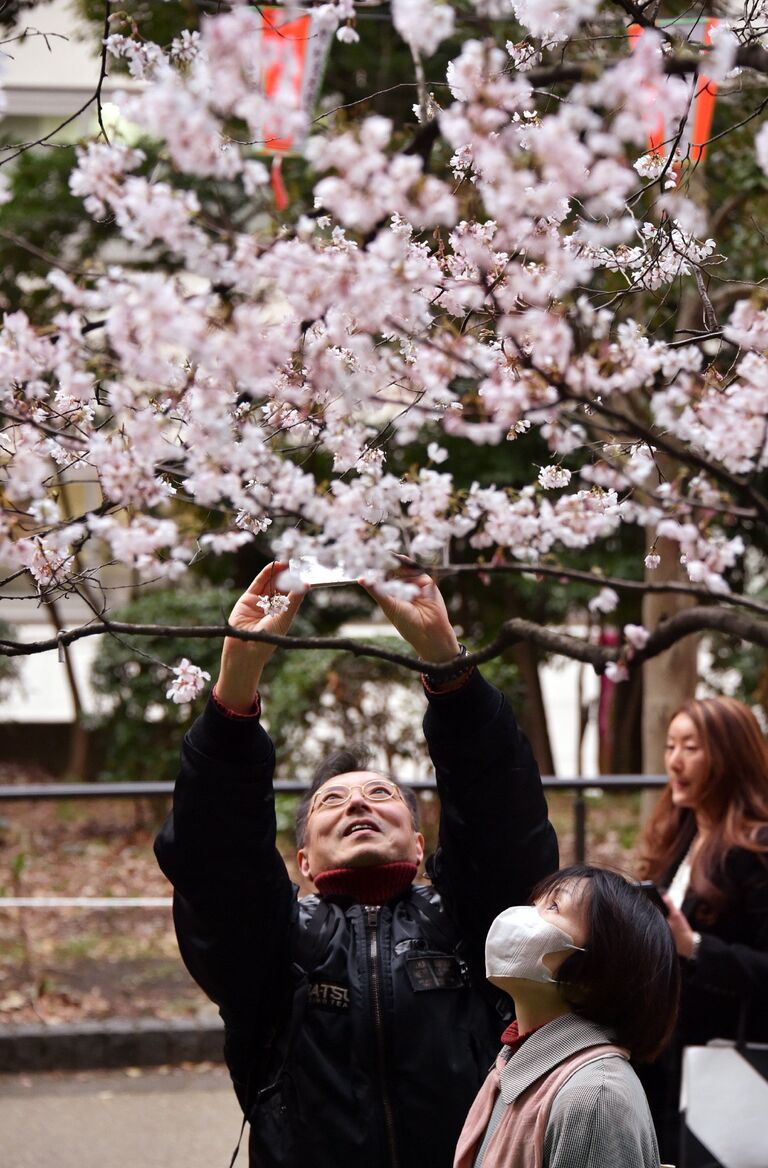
{"left": 366, "top": 905, "right": 400, "bottom": 1168}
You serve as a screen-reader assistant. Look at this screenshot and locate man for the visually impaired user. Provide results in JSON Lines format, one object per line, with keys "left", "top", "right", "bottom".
{"left": 155, "top": 561, "right": 558, "bottom": 1168}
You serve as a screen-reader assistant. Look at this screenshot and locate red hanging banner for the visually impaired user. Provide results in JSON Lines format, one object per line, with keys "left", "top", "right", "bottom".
{"left": 628, "top": 18, "right": 720, "bottom": 165}
{"left": 261, "top": 7, "right": 315, "bottom": 153}
{"left": 254, "top": 6, "right": 335, "bottom": 207}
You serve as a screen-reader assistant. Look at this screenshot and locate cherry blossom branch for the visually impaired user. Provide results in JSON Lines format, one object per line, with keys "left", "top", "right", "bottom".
{"left": 0, "top": 2, "right": 112, "bottom": 168}
{"left": 490, "top": 310, "right": 768, "bottom": 522}
{"left": 0, "top": 406, "right": 89, "bottom": 449}
{"left": 426, "top": 562, "right": 768, "bottom": 618}
{"left": 312, "top": 82, "right": 431, "bottom": 126}
{"left": 551, "top": 386, "right": 768, "bottom": 522}
{"left": 0, "top": 25, "right": 68, "bottom": 50}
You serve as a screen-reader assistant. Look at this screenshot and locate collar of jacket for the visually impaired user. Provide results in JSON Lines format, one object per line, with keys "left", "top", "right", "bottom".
{"left": 498, "top": 1014, "right": 625, "bottom": 1104}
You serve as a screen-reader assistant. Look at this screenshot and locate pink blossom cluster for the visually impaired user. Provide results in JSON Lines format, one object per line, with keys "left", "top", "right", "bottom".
{"left": 0, "top": 2, "right": 764, "bottom": 692}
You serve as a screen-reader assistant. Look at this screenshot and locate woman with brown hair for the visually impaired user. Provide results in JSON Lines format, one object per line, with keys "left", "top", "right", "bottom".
{"left": 637, "top": 695, "right": 768, "bottom": 1160}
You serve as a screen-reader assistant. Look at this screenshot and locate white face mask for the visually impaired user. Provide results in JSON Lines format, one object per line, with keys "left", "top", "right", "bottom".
{"left": 485, "top": 905, "right": 585, "bottom": 985}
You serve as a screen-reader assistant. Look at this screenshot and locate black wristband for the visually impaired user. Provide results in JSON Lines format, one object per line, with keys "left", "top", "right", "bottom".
{"left": 422, "top": 643, "right": 472, "bottom": 689}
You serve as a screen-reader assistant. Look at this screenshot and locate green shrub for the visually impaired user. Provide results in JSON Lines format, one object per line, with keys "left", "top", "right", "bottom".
{"left": 89, "top": 588, "right": 240, "bottom": 782}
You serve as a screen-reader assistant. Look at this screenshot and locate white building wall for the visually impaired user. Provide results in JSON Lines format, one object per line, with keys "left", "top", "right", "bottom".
{"left": 3, "top": 0, "right": 132, "bottom": 117}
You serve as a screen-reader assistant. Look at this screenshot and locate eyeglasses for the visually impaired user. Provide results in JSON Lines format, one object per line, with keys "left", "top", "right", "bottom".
{"left": 308, "top": 779, "right": 404, "bottom": 817}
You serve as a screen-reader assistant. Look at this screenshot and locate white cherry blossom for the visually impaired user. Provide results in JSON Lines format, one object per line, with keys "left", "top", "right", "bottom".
{"left": 624, "top": 624, "right": 651, "bottom": 651}
{"left": 588, "top": 588, "right": 619, "bottom": 616}
{"left": 538, "top": 465, "right": 572, "bottom": 490}
{"left": 605, "top": 661, "right": 629, "bottom": 684}
{"left": 166, "top": 659, "right": 211, "bottom": 704}
{"left": 392, "top": 0, "right": 456, "bottom": 58}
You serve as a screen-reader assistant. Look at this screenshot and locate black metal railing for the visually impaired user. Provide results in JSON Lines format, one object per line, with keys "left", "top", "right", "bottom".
{"left": 0, "top": 775, "right": 668, "bottom": 866}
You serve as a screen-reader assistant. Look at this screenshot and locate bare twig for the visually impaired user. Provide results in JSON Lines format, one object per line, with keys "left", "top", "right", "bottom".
{"left": 0, "top": 228, "right": 98, "bottom": 275}
{"left": 95, "top": 1, "right": 112, "bottom": 145}
{"left": 0, "top": 97, "right": 96, "bottom": 167}
{"left": 694, "top": 267, "right": 719, "bottom": 333}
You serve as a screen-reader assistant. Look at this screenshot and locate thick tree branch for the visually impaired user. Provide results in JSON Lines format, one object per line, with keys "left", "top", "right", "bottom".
{"left": 525, "top": 43, "right": 768, "bottom": 89}
{"left": 1, "top": 606, "right": 765, "bottom": 675}
{"left": 633, "top": 605, "right": 768, "bottom": 664}
{"left": 0, "top": 621, "right": 462, "bottom": 670}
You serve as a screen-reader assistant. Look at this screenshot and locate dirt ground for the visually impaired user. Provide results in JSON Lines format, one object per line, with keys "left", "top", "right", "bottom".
{"left": 0, "top": 763, "right": 643, "bottom": 1025}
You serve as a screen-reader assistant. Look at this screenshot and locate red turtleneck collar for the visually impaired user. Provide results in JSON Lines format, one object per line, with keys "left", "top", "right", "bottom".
{"left": 500, "top": 1019, "right": 543, "bottom": 1054}
{"left": 314, "top": 862, "right": 418, "bottom": 905}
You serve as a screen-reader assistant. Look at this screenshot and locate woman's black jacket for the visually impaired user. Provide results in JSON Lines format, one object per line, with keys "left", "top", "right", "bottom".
{"left": 638, "top": 834, "right": 768, "bottom": 1161}
{"left": 154, "top": 670, "right": 558, "bottom": 1168}
{"left": 674, "top": 839, "right": 768, "bottom": 1046}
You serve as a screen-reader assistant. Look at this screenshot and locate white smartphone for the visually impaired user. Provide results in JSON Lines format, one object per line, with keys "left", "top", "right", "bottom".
{"left": 288, "top": 556, "right": 357, "bottom": 588}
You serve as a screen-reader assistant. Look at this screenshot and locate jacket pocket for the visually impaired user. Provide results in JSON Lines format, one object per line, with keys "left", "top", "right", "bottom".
{"left": 405, "top": 951, "right": 468, "bottom": 991}
{"left": 249, "top": 1074, "right": 299, "bottom": 1166}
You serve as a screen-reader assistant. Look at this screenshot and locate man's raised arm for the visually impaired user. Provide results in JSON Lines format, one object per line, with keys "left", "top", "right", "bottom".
{"left": 365, "top": 569, "right": 558, "bottom": 961}
{"left": 154, "top": 563, "right": 305, "bottom": 1024}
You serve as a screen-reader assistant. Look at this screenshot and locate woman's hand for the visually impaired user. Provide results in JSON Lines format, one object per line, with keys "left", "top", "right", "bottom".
{"left": 661, "top": 893, "right": 698, "bottom": 959}
{"left": 216, "top": 561, "right": 305, "bottom": 713}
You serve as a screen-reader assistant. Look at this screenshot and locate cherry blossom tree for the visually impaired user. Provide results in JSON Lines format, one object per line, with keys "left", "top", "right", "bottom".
{"left": 1, "top": 0, "right": 768, "bottom": 703}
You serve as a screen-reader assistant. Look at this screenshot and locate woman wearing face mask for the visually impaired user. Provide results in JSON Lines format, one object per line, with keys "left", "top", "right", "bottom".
{"left": 454, "top": 866, "right": 679, "bottom": 1168}
{"left": 636, "top": 696, "right": 768, "bottom": 1160}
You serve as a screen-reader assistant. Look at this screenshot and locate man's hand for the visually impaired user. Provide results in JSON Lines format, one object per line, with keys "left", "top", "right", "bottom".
{"left": 362, "top": 566, "right": 460, "bottom": 665}
{"left": 216, "top": 561, "right": 305, "bottom": 713}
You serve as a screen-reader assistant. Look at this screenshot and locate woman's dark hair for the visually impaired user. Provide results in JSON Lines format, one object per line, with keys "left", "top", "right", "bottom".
{"left": 530, "top": 865, "right": 680, "bottom": 1062}
{"left": 294, "top": 745, "right": 420, "bottom": 847}
{"left": 639, "top": 696, "right": 768, "bottom": 916}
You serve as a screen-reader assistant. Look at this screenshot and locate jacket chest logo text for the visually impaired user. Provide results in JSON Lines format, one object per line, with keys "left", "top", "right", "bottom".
{"left": 308, "top": 980, "right": 350, "bottom": 1011}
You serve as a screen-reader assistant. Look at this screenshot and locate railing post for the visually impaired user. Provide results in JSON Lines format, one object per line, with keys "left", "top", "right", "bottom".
{"left": 574, "top": 790, "right": 587, "bottom": 864}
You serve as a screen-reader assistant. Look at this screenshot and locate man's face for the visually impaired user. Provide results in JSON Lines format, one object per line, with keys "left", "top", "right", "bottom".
{"left": 297, "top": 771, "right": 424, "bottom": 882}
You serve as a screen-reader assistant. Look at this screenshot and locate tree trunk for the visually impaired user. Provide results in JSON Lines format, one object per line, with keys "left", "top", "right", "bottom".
{"left": 45, "top": 597, "right": 89, "bottom": 779}
{"left": 640, "top": 226, "right": 707, "bottom": 805}
{"left": 641, "top": 536, "right": 699, "bottom": 820}
{"left": 599, "top": 662, "right": 643, "bottom": 775}
{"left": 509, "top": 641, "right": 555, "bottom": 776}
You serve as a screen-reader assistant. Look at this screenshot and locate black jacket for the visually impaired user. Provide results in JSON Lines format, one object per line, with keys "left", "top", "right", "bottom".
{"left": 675, "top": 841, "right": 768, "bottom": 1045}
{"left": 155, "top": 670, "right": 558, "bottom": 1168}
